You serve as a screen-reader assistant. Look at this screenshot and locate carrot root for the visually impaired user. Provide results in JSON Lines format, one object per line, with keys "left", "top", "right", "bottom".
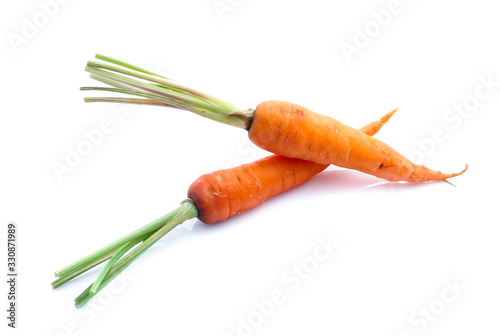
{"left": 250, "top": 101, "right": 467, "bottom": 183}
{"left": 359, "top": 108, "right": 398, "bottom": 136}
{"left": 411, "top": 164, "right": 468, "bottom": 183}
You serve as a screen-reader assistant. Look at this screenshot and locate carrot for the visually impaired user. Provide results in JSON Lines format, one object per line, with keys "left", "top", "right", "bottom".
{"left": 52, "top": 112, "right": 391, "bottom": 307}
{"left": 81, "top": 55, "right": 467, "bottom": 183}
{"left": 189, "top": 155, "right": 326, "bottom": 224}
{"left": 249, "top": 101, "right": 468, "bottom": 182}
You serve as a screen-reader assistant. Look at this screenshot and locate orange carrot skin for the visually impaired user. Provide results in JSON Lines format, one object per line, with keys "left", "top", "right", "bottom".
{"left": 188, "top": 156, "right": 328, "bottom": 224}
{"left": 249, "top": 101, "right": 466, "bottom": 182}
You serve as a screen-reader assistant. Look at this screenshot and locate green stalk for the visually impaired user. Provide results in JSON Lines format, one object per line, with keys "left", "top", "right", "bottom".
{"left": 84, "top": 74, "right": 198, "bottom": 111}
{"left": 74, "top": 200, "right": 198, "bottom": 308}
{"left": 89, "top": 234, "right": 149, "bottom": 295}
{"left": 87, "top": 60, "right": 211, "bottom": 101}
{"left": 51, "top": 248, "right": 118, "bottom": 289}
{"left": 84, "top": 66, "right": 213, "bottom": 110}
{"left": 84, "top": 67, "right": 233, "bottom": 123}
{"left": 80, "top": 87, "right": 180, "bottom": 107}
{"left": 83, "top": 97, "right": 175, "bottom": 107}
{"left": 95, "top": 54, "right": 167, "bottom": 78}
{"left": 54, "top": 208, "right": 182, "bottom": 278}
{"left": 82, "top": 54, "right": 254, "bottom": 129}
{"left": 94, "top": 54, "right": 233, "bottom": 109}
{"left": 52, "top": 200, "right": 198, "bottom": 308}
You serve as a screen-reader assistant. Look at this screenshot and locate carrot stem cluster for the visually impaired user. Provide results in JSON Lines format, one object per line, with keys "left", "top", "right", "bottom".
{"left": 81, "top": 54, "right": 252, "bottom": 129}
{"left": 52, "top": 200, "right": 197, "bottom": 308}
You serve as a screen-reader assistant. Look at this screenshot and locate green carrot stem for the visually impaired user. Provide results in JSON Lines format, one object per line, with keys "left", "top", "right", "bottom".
{"left": 94, "top": 54, "right": 233, "bottom": 109}
{"left": 51, "top": 248, "right": 118, "bottom": 289}
{"left": 74, "top": 200, "right": 198, "bottom": 308}
{"left": 89, "top": 234, "right": 151, "bottom": 295}
{"left": 84, "top": 66, "right": 215, "bottom": 112}
{"left": 85, "top": 74, "right": 200, "bottom": 112}
{"left": 83, "top": 97, "right": 176, "bottom": 107}
{"left": 80, "top": 86, "right": 166, "bottom": 101}
{"left": 83, "top": 54, "right": 253, "bottom": 129}
{"left": 95, "top": 54, "right": 167, "bottom": 78}
{"left": 80, "top": 86, "right": 181, "bottom": 108}
{"left": 85, "top": 66, "right": 235, "bottom": 123}
{"left": 54, "top": 207, "right": 183, "bottom": 278}
{"left": 88, "top": 60, "right": 211, "bottom": 101}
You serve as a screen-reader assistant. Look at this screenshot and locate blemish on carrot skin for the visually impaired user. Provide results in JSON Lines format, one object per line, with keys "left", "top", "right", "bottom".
{"left": 211, "top": 189, "right": 227, "bottom": 198}
{"left": 345, "top": 148, "right": 351, "bottom": 164}
{"left": 276, "top": 124, "right": 282, "bottom": 140}
{"left": 284, "top": 130, "right": 291, "bottom": 149}
{"left": 305, "top": 142, "right": 312, "bottom": 159}
{"left": 208, "top": 185, "right": 226, "bottom": 198}
{"left": 252, "top": 166, "right": 263, "bottom": 189}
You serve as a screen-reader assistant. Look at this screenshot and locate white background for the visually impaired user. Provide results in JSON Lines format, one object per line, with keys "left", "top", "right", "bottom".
{"left": 1, "top": 0, "right": 499, "bottom": 335}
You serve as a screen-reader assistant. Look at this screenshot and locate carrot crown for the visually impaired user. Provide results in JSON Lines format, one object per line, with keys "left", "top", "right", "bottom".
{"left": 82, "top": 54, "right": 254, "bottom": 129}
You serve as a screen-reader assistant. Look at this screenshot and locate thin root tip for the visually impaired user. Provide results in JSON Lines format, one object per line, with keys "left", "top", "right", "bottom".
{"left": 443, "top": 179, "right": 456, "bottom": 187}
{"left": 378, "top": 108, "right": 398, "bottom": 125}
{"left": 387, "top": 107, "right": 398, "bottom": 116}
{"left": 446, "top": 163, "right": 469, "bottom": 179}
{"left": 459, "top": 163, "right": 469, "bottom": 175}
{"left": 387, "top": 108, "right": 398, "bottom": 118}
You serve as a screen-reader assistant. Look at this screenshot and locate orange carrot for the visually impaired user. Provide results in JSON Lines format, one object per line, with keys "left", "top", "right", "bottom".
{"left": 53, "top": 112, "right": 391, "bottom": 306}
{"left": 188, "top": 155, "right": 326, "bottom": 223}
{"left": 249, "top": 101, "right": 467, "bottom": 182}
{"left": 83, "top": 55, "right": 467, "bottom": 183}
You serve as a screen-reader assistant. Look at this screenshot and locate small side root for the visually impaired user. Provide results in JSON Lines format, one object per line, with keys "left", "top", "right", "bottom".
{"left": 443, "top": 179, "right": 456, "bottom": 187}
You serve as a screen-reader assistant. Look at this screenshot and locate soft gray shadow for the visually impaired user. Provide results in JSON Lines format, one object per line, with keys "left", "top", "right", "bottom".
{"left": 303, "top": 169, "right": 432, "bottom": 192}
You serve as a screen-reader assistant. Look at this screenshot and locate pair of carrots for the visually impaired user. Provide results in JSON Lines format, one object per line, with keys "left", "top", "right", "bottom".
{"left": 189, "top": 108, "right": 396, "bottom": 224}
{"left": 53, "top": 55, "right": 467, "bottom": 307}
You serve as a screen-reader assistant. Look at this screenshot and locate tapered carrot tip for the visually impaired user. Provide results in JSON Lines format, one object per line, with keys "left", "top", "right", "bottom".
{"left": 445, "top": 163, "right": 468, "bottom": 179}
{"left": 442, "top": 164, "right": 468, "bottom": 186}
{"left": 382, "top": 108, "right": 398, "bottom": 122}
{"left": 359, "top": 108, "right": 398, "bottom": 136}
{"left": 411, "top": 163, "right": 468, "bottom": 182}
